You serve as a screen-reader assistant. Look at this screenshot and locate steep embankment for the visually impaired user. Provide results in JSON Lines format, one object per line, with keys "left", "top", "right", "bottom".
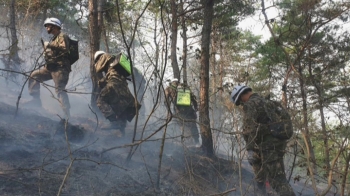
{"left": 0, "top": 98, "right": 334, "bottom": 196}
{"left": 0, "top": 102, "right": 251, "bottom": 196}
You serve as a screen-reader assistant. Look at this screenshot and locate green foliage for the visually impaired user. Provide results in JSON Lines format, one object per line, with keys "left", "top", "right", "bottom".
{"left": 253, "top": 1, "right": 350, "bottom": 190}
{"left": 213, "top": 0, "right": 254, "bottom": 29}
{"left": 220, "top": 30, "right": 262, "bottom": 79}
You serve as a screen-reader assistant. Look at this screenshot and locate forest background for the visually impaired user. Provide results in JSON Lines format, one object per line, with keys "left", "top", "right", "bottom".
{"left": 0, "top": 0, "right": 350, "bottom": 195}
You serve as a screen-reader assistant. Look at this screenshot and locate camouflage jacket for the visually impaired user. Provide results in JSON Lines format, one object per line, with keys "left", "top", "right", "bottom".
{"left": 95, "top": 53, "right": 131, "bottom": 88}
{"left": 95, "top": 53, "right": 114, "bottom": 73}
{"left": 242, "top": 93, "right": 285, "bottom": 151}
{"left": 164, "top": 83, "right": 198, "bottom": 118}
{"left": 96, "top": 54, "right": 141, "bottom": 121}
{"left": 44, "top": 32, "right": 70, "bottom": 69}
{"left": 105, "top": 68, "right": 127, "bottom": 83}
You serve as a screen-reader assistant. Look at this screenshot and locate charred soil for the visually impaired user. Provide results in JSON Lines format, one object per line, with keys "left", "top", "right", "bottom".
{"left": 0, "top": 102, "right": 252, "bottom": 196}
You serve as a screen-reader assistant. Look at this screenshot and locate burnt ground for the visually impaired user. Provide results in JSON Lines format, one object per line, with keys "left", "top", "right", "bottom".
{"left": 0, "top": 101, "right": 253, "bottom": 196}
{"left": 0, "top": 101, "right": 339, "bottom": 196}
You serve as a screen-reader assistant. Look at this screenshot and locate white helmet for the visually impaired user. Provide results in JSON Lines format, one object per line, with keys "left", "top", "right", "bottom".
{"left": 44, "top": 18, "right": 62, "bottom": 28}
{"left": 230, "top": 85, "right": 252, "bottom": 106}
{"left": 94, "top": 51, "right": 105, "bottom": 62}
{"left": 170, "top": 78, "right": 179, "bottom": 83}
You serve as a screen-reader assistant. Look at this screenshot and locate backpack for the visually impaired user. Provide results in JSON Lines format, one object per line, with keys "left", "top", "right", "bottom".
{"left": 176, "top": 86, "right": 192, "bottom": 106}
{"left": 111, "top": 53, "right": 132, "bottom": 77}
{"left": 263, "top": 99, "right": 293, "bottom": 140}
{"left": 68, "top": 37, "right": 79, "bottom": 66}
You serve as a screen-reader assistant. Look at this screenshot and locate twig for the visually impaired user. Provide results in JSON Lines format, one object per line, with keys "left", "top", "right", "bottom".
{"left": 156, "top": 111, "right": 171, "bottom": 189}
{"left": 57, "top": 119, "right": 74, "bottom": 196}
{"left": 88, "top": 104, "right": 99, "bottom": 132}
{"left": 209, "top": 188, "right": 236, "bottom": 196}
{"left": 101, "top": 115, "right": 172, "bottom": 154}
{"left": 56, "top": 158, "right": 75, "bottom": 196}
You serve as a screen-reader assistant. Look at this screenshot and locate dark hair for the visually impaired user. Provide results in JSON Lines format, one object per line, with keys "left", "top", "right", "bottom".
{"left": 236, "top": 88, "right": 252, "bottom": 105}
{"left": 241, "top": 88, "right": 252, "bottom": 96}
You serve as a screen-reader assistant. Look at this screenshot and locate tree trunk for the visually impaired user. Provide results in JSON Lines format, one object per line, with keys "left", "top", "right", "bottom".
{"left": 341, "top": 96, "right": 350, "bottom": 196}
{"left": 199, "top": 0, "right": 214, "bottom": 157}
{"left": 219, "top": 39, "right": 223, "bottom": 98}
{"left": 307, "top": 48, "right": 330, "bottom": 169}
{"left": 99, "top": 0, "right": 109, "bottom": 52}
{"left": 153, "top": 12, "right": 160, "bottom": 101}
{"left": 8, "top": 0, "right": 20, "bottom": 71}
{"left": 170, "top": 0, "right": 180, "bottom": 80}
{"left": 298, "top": 63, "right": 317, "bottom": 187}
{"left": 180, "top": 0, "right": 187, "bottom": 84}
{"left": 89, "top": 0, "right": 102, "bottom": 109}
{"left": 341, "top": 143, "right": 350, "bottom": 196}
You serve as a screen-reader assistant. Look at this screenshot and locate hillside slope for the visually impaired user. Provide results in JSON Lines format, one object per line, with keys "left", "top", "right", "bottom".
{"left": 0, "top": 84, "right": 337, "bottom": 196}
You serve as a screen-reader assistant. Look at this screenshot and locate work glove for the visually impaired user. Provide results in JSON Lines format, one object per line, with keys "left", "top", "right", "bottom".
{"left": 44, "top": 42, "right": 49, "bottom": 49}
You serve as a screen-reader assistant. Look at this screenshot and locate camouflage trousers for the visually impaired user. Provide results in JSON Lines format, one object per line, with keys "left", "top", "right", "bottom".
{"left": 97, "top": 79, "right": 137, "bottom": 132}
{"left": 251, "top": 149, "right": 295, "bottom": 196}
{"left": 28, "top": 65, "right": 70, "bottom": 112}
{"left": 173, "top": 111, "right": 200, "bottom": 144}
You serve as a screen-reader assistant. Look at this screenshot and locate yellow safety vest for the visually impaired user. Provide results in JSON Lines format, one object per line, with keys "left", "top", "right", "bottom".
{"left": 119, "top": 53, "right": 131, "bottom": 75}
{"left": 176, "top": 87, "right": 191, "bottom": 106}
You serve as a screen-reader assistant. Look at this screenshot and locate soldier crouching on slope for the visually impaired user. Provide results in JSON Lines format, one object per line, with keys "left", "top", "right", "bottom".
{"left": 230, "top": 85, "right": 295, "bottom": 196}
{"left": 94, "top": 51, "right": 141, "bottom": 136}
{"left": 28, "top": 17, "right": 71, "bottom": 118}
{"left": 164, "top": 78, "right": 200, "bottom": 146}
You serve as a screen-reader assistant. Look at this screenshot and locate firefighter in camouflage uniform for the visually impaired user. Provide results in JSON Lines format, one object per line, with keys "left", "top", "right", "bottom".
{"left": 231, "top": 85, "right": 295, "bottom": 196}
{"left": 94, "top": 51, "right": 140, "bottom": 136}
{"left": 164, "top": 78, "right": 200, "bottom": 145}
{"left": 28, "top": 17, "right": 71, "bottom": 118}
